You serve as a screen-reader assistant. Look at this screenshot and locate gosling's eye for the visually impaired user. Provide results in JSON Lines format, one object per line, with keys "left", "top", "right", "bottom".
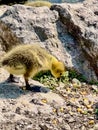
{"left": 60, "top": 72, "right": 62, "bottom": 76}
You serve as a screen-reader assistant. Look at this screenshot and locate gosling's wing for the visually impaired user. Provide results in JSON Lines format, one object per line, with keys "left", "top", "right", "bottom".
{"left": 3, "top": 64, "right": 26, "bottom": 75}
{"left": 1, "top": 53, "right": 27, "bottom": 75}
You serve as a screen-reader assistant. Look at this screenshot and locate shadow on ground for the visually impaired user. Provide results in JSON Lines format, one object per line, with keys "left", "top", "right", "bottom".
{"left": 0, "top": 81, "right": 50, "bottom": 99}
{"left": 0, "top": 82, "right": 25, "bottom": 99}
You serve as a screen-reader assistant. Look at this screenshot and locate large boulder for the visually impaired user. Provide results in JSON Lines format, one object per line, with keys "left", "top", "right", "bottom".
{"left": 0, "top": 4, "right": 71, "bottom": 67}
{"left": 51, "top": 0, "right": 98, "bottom": 81}
{"left": 0, "top": 1, "right": 98, "bottom": 81}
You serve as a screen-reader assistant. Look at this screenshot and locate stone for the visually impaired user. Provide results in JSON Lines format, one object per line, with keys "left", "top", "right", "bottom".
{"left": 91, "top": 85, "right": 98, "bottom": 91}
{"left": 0, "top": 3, "right": 97, "bottom": 81}
{"left": 94, "top": 124, "right": 98, "bottom": 130}
{"left": 0, "top": 4, "right": 70, "bottom": 64}
{"left": 0, "top": 21, "right": 22, "bottom": 52}
{"left": 63, "top": 123, "right": 71, "bottom": 130}
{"left": 0, "top": 5, "right": 94, "bottom": 79}
{"left": 81, "top": 125, "right": 86, "bottom": 130}
{"left": 72, "top": 78, "right": 82, "bottom": 87}
{"left": 51, "top": 0, "right": 98, "bottom": 81}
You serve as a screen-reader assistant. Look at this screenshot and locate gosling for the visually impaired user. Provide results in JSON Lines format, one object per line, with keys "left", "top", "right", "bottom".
{"left": 1, "top": 44, "right": 65, "bottom": 90}
{"left": 25, "top": 1, "right": 52, "bottom": 8}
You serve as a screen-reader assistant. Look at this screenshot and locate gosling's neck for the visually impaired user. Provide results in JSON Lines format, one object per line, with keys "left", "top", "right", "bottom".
{"left": 40, "top": 55, "right": 58, "bottom": 71}
{"left": 49, "top": 55, "right": 58, "bottom": 69}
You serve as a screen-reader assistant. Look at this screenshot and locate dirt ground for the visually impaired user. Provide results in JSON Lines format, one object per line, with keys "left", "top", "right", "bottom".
{"left": 0, "top": 68, "right": 98, "bottom": 130}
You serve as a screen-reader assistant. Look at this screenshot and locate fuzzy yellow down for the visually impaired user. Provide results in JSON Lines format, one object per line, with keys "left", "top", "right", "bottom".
{"left": 25, "top": 1, "right": 52, "bottom": 8}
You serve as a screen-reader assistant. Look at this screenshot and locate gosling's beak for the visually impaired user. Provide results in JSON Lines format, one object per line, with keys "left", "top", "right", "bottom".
{"left": 57, "top": 77, "right": 60, "bottom": 81}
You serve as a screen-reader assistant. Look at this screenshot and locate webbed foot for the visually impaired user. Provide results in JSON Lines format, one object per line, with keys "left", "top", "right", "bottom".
{"left": 25, "top": 84, "right": 32, "bottom": 91}
{"left": 6, "top": 74, "right": 19, "bottom": 83}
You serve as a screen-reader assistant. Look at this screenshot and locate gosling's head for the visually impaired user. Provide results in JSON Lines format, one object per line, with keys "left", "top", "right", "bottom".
{"left": 51, "top": 61, "right": 65, "bottom": 78}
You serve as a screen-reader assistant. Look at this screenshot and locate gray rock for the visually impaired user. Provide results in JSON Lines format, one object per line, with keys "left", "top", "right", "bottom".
{"left": 51, "top": 0, "right": 98, "bottom": 81}
{"left": 0, "top": 4, "right": 69, "bottom": 63}
{"left": 72, "top": 78, "right": 82, "bottom": 87}
{"left": 81, "top": 126, "right": 86, "bottom": 130}
{"left": 0, "top": 21, "right": 22, "bottom": 52}
{"left": 94, "top": 124, "right": 98, "bottom": 130}
{"left": 0, "top": 1, "right": 98, "bottom": 81}
{"left": 91, "top": 85, "right": 98, "bottom": 91}
{"left": 63, "top": 123, "right": 71, "bottom": 130}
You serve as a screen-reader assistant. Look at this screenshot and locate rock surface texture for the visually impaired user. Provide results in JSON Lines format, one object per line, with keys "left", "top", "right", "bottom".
{"left": 51, "top": 0, "right": 98, "bottom": 81}
{"left": 0, "top": 1, "right": 98, "bottom": 81}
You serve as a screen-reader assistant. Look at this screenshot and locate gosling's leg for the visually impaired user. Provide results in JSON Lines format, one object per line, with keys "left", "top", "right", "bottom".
{"left": 25, "top": 78, "right": 31, "bottom": 90}
{"left": 6, "top": 74, "right": 19, "bottom": 83}
{"left": 24, "top": 74, "right": 32, "bottom": 90}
